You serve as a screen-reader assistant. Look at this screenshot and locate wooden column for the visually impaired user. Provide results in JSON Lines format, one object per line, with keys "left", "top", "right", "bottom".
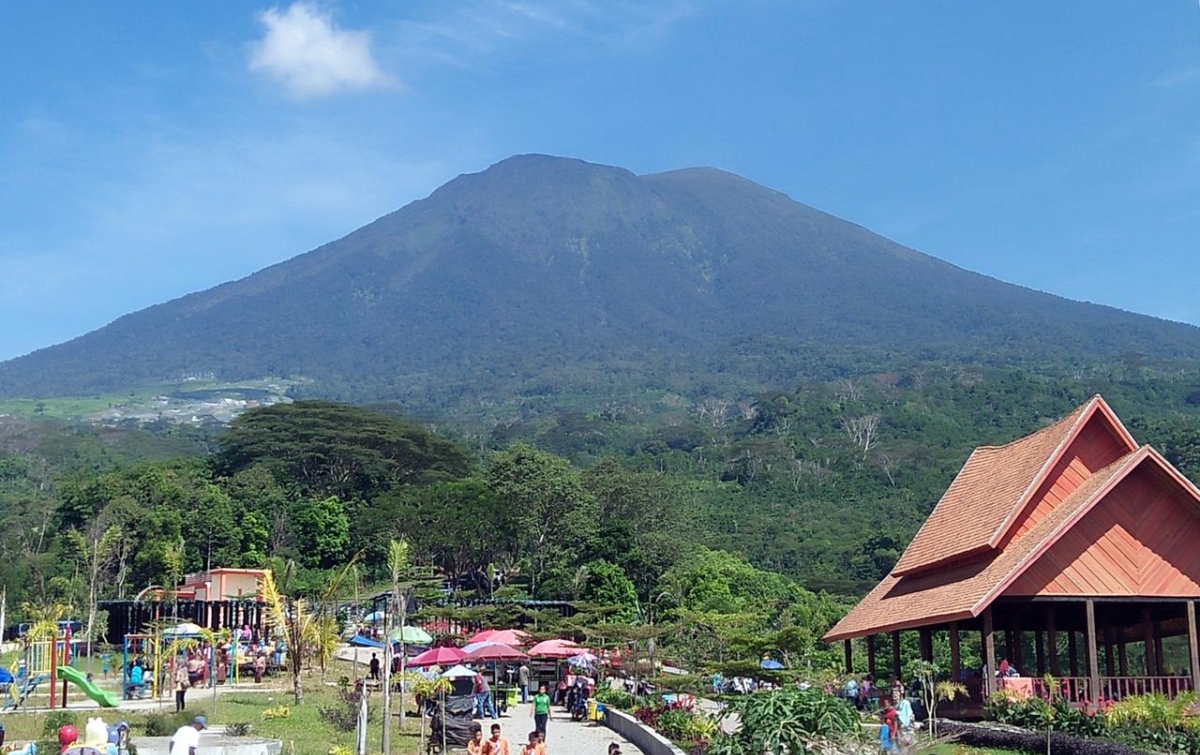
{"left": 867, "top": 635, "right": 877, "bottom": 680}
{"left": 1047, "top": 607, "right": 1060, "bottom": 675}
{"left": 1154, "top": 625, "right": 1165, "bottom": 676}
{"left": 1118, "top": 637, "right": 1128, "bottom": 676}
{"left": 983, "top": 608, "right": 996, "bottom": 697}
{"left": 1012, "top": 615, "right": 1024, "bottom": 670}
{"left": 919, "top": 628, "right": 934, "bottom": 663}
{"left": 1086, "top": 600, "right": 1100, "bottom": 711}
{"left": 1188, "top": 601, "right": 1200, "bottom": 694}
{"left": 1104, "top": 624, "right": 1116, "bottom": 677}
{"left": 1069, "top": 630, "right": 1079, "bottom": 676}
{"left": 1142, "top": 609, "right": 1157, "bottom": 677}
{"left": 1035, "top": 630, "right": 1045, "bottom": 676}
{"left": 950, "top": 622, "right": 962, "bottom": 681}
{"left": 844, "top": 639, "right": 853, "bottom": 674}
{"left": 891, "top": 631, "right": 902, "bottom": 680}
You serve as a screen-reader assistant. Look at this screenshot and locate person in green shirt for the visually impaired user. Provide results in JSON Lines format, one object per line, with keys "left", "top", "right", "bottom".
{"left": 530, "top": 684, "right": 552, "bottom": 737}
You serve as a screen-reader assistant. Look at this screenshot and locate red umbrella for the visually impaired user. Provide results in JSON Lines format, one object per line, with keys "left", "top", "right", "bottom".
{"left": 462, "top": 642, "right": 530, "bottom": 663}
{"left": 468, "top": 628, "right": 530, "bottom": 646}
{"left": 409, "top": 646, "right": 466, "bottom": 668}
{"left": 527, "top": 639, "right": 585, "bottom": 659}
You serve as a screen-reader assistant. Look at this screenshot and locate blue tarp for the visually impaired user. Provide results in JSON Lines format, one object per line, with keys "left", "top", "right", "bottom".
{"left": 759, "top": 659, "right": 784, "bottom": 670}
{"left": 349, "top": 635, "right": 384, "bottom": 649}
{"left": 0, "top": 668, "right": 12, "bottom": 684}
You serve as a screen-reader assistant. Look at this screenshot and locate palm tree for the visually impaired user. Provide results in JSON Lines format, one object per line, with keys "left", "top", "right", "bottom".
{"left": 261, "top": 559, "right": 359, "bottom": 705}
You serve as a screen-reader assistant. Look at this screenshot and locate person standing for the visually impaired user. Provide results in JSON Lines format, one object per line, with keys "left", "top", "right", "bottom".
{"left": 517, "top": 663, "right": 530, "bottom": 704}
{"left": 466, "top": 724, "right": 484, "bottom": 755}
{"left": 475, "top": 671, "right": 497, "bottom": 719}
{"left": 174, "top": 662, "right": 190, "bottom": 712}
{"left": 167, "top": 716, "right": 206, "bottom": 755}
{"left": 519, "top": 730, "right": 544, "bottom": 755}
{"left": 531, "top": 684, "right": 552, "bottom": 739}
{"left": 253, "top": 652, "right": 267, "bottom": 683}
{"left": 481, "top": 723, "right": 509, "bottom": 755}
{"left": 369, "top": 653, "right": 381, "bottom": 681}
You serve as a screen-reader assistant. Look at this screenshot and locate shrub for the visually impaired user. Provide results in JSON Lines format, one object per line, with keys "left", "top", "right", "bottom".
{"left": 42, "top": 711, "right": 79, "bottom": 736}
{"left": 261, "top": 705, "right": 290, "bottom": 720}
{"left": 941, "top": 721, "right": 1140, "bottom": 755}
{"left": 225, "top": 722, "right": 253, "bottom": 737}
{"left": 320, "top": 688, "right": 368, "bottom": 732}
{"left": 707, "top": 687, "right": 860, "bottom": 755}
{"left": 593, "top": 687, "right": 634, "bottom": 710}
{"left": 142, "top": 712, "right": 192, "bottom": 737}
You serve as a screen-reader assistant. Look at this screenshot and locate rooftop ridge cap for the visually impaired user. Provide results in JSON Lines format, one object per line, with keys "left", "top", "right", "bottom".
{"left": 973, "top": 447, "right": 1145, "bottom": 615}
{"left": 984, "top": 396, "right": 1101, "bottom": 548}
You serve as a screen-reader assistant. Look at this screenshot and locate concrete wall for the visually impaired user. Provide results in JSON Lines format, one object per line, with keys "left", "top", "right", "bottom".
{"left": 602, "top": 707, "right": 687, "bottom": 755}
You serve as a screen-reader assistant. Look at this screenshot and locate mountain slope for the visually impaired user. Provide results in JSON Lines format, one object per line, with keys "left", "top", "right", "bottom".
{"left": 3, "top": 154, "right": 1199, "bottom": 405}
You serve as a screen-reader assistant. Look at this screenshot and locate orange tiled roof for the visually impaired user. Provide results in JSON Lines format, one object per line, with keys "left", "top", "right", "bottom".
{"left": 824, "top": 449, "right": 1142, "bottom": 641}
{"left": 891, "top": 399, "right": 1097, "bottom": 576}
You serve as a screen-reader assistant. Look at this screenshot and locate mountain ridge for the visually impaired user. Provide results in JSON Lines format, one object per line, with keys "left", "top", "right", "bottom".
{"left": 2, "top": 154, "right": 1199, "bottom": 405}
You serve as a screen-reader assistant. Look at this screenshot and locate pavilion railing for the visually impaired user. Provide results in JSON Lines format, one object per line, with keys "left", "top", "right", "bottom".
{"left": 1030, "top": 675, "right": 1195, "bottom": 703}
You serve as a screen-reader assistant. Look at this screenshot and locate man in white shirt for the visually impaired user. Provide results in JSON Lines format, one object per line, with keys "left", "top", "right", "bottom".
{"left": 168, "top": 716, "right": 207, "bottom": 755}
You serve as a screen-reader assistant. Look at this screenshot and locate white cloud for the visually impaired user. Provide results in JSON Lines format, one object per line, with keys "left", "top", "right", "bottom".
{"left": 1151, "top": 66, "right": 1200, "bottom": 88}
{"left": 249, "top": 2, "right": 394, "bottom": 99}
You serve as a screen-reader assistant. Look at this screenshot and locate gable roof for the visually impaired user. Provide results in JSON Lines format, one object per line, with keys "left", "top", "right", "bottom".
{"left": 824, "top": 448, "right": 1144, "bottom": 641}
{"left": 891, "top": 396, "right": 1137, "bottom": 576}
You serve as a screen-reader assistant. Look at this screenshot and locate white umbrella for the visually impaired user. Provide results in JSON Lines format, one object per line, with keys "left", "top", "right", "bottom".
{"left": 162, "top": 622, "right": 204, "bottom": 636}
{"left": 441, "top": 664, "right": 477, "bottom": 679}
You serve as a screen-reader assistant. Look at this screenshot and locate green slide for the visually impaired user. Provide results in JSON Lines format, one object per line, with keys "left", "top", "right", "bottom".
{"left": 56, "top": 666, "right": 121, "bottom": 708}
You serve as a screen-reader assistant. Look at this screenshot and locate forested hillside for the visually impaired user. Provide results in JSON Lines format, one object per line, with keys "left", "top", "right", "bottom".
{"left": 6, "top": 363, "right": 1200, "bottom": 629}
{"left": 5, "top": 155, "right": 1200, "bottom": 411}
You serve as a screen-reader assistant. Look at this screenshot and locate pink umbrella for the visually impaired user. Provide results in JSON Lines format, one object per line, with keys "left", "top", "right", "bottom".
{"left": 469, "top": 628, "right": 530, "bottom": 646}
{"left": 462, "top": 641, "right": 529, "bottom": 663}
{"left": 527, "top": 639, "right": 585, "bottom": 659}
{"left": 409, "top": 646, "right": 466, "bottom": 668}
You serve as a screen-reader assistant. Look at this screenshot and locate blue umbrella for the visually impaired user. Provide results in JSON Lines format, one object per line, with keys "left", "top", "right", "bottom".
{"left": 759, "top": 659, "right": 784, "bottom": 670}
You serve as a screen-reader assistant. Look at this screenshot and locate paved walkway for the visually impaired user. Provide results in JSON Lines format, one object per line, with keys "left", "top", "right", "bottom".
{"left": 472, "top": 701, "right": 640, "bottom": 755}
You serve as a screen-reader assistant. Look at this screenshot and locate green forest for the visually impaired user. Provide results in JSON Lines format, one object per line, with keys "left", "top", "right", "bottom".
{"left": 5, "top": 362, "right": 1200, "bottom": 670}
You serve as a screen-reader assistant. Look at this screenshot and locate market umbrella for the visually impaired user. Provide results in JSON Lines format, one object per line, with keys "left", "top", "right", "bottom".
{"left": 468, "top": 628, "right": 530, "bottom": 646}
{"left": 409, "top": 646, "right": 466, "bottom": 668}
{"left": 162, "top": 622, "right": 204, "bottom": 636}
{"left": 527, "top": 639, "right": 583, "bottom": 659}
{"left": 462, "top": 642, "right": 529, "bottom": 663}
{"left": 363, "top": 611, "right": 387, "bottom": 623}
{"left": 441, "top": 664, "right": 477, "bottom": 679}
{"left": 566, "top": 652, "right": 598, "bottom": 668}
{"left": 759, "top": 659, "right": 784, "bottom": 670}
{"left": 388, "top": 625, "right": 433, "bottom": 644}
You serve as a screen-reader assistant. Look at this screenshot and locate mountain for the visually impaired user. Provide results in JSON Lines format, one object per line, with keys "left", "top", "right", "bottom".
{"left": 3, "top": 154, "right": 1200, "bottom": 407}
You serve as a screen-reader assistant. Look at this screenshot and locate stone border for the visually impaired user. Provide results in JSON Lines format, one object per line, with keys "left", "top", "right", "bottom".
{"left": 601, "top": 706, "right": 688, "bottom": 755}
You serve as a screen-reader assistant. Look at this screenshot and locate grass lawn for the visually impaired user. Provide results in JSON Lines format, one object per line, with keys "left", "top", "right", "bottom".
{"left": 0, "top": 660, "right": 428, "bottom": 755}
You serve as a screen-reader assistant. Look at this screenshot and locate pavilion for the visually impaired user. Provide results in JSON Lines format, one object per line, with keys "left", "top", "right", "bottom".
{"left": 824, "top": 395, "right": 1200, "bottom": 709}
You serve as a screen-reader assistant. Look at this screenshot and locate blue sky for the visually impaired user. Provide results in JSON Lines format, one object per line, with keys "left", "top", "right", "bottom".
{"left": 1, "top": 1, "right": 1198, "bottom": 361}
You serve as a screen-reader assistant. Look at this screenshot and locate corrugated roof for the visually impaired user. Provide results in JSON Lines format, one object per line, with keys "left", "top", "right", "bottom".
{"left": 891, "top": 399, "right": 1096, "bottom": 576}
{"left": 824, "top": 450, "right": 1141, "bottom": 641}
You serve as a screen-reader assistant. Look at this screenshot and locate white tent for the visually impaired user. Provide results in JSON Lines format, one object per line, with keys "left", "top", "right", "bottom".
{"left": 441, "top": 664, "right": 476, "bottom": 679}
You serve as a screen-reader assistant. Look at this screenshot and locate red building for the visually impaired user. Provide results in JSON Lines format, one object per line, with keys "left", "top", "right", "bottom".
{"left": 825, "top": 396, "right": 1200, "bottom": 709}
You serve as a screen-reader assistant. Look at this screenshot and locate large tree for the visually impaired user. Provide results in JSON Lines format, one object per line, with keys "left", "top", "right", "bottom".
{"left": 213, "top": 401, "right": 471, "bottom": 499}
{"left": 486, "top": 444, "right": 597, "bottom": 596}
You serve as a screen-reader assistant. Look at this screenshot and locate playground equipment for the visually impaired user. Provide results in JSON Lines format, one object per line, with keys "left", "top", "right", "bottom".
{"left": 121, "top": 634, "right": 160, "bottom": 700}
{"left": 3, "top": 625, "right": 81, "bottom": 710}
{"left": 57, "top": 666, "right": 119, "bottom": 707}
{"left": 122, "top": 625, "right": 218, "bottom": 700}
